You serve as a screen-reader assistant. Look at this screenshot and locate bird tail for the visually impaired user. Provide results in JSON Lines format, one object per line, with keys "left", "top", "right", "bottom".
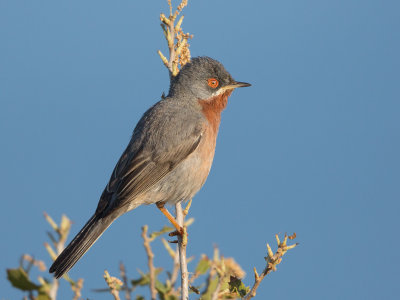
{"left": 49, "top": 214, "right": 112, "bottom": 278}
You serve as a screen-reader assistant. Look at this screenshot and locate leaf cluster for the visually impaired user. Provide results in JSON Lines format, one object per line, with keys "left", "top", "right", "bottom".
{"left": 6, "top": 213, "right": 83, "bottom": 300}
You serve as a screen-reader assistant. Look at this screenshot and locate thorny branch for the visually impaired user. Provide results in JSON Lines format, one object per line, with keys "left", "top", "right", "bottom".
{"left": 244, "top": 233, "right": 298, "bottom": 300}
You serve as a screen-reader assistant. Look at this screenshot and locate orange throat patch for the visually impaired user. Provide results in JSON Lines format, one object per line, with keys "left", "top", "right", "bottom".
{"left": 198, "top": 90, "right": 233, "bottom": 133}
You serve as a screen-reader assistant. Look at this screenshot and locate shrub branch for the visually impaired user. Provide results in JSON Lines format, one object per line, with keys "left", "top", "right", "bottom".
{"left": 244, "top": 233, "right": 298, "bottom": 299}
{"left": 158, "top": 0, "right": 192, "bottom": 77}
{"left": 141, "top": 225, "right": 157, "bottom": 300}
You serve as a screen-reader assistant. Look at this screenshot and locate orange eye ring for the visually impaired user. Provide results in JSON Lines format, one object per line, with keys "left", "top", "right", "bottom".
{"left": 207, "top": 78, "right": 219, "bottom": 88}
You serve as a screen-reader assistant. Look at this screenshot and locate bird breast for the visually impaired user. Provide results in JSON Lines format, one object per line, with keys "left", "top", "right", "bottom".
{"left": 197, "top": 89, "right": 233, "bottom": 133}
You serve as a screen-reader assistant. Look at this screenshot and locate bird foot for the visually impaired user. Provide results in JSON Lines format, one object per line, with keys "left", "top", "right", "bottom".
{"left": 168, "top": 225, "right": 188, "bottom": 237}
{"left": 156, "top": 201, "right": 188, "bottom": 246}
{"left": 157, "top": 202, "right": 187, "bottom": 235}
{"left": 168, "top": 226, "right": 188, "bottom": 246}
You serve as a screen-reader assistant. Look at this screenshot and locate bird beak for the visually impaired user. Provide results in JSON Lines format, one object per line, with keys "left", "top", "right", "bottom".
{"left": 220, "top": 81, "right": 251, "bottom": 92}
{"left": 232, "top": 81, "right": 251, "bottom": 88}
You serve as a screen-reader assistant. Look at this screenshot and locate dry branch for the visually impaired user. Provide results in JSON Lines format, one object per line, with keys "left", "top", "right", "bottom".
{"left": 104, "top": 270, "right": 123, "bottom": 300}
{"left": 158, "top": 0, "right": 192, "bottom": 77}
{"left": 141, "top": 225, "right": 157, "bottom": 300}
{"left": 175, "top": 203, "right": 189, "bottom": 300}
{"left": 43, "top": 213, "right": 78, "bottom": 300}
{"left": 244, "top": 233, "right": 298, "bottom": 299}
{"left": 119, "top": 263, "right": 131, "bottom": 300}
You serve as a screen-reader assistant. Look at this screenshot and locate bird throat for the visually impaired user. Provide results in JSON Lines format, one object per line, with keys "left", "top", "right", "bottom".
{"left": 198, "top": 90, "right": 233, "bottom": 133}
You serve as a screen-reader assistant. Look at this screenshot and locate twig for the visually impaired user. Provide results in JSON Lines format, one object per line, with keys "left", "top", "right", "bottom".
{"left": 160, "top": 236, "right": 180, "bottom": 291}
{"left": 119, "top": 262, "right": 131, "bottom": 300}
{"left": 170, "top": 245, "right": 181, "bottom": 287}
{"left": 211, "top": 249, "right": 229, "bottom": 300}
{"left": 188, "top": 268, "right": 200, "bottom": 285}
{"left": 141, "top": 225, "right": 157, "bottom": 300}
{"left": 158, "top": 0, "right": 192, "bottom": 78}
{"left": 21, "top": 255, "right": 47, "bottom": 272}
{"left": 175, "top": 203, "right": 189, "bottom": 300}
{"left": 244, "top": 234, "right": 298, "bottom": 300}
{"left": 71, "top": 278, "right": 84, "bottom": 300}
{"left": 48, "top": 274, "right": 59, "bottom": 300}
{"left": 44, "top": 213, "right": 72, "bottom": 300}
{"left": 104, "top": 270, "right": 123, "bottom": 300}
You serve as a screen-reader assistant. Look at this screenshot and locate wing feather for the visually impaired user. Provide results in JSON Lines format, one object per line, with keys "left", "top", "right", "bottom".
{"left": 96, "top": 133, "right": 202, "bottom": 214}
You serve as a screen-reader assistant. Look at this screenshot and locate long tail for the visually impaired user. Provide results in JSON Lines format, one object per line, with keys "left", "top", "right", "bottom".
{"left": 49, "top": 214, "right": 113, "bottom": 278}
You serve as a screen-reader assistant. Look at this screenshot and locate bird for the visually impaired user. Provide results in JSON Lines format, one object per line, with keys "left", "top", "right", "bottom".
{"left": 49, "top": 56, "right": 251, "bottom": 278}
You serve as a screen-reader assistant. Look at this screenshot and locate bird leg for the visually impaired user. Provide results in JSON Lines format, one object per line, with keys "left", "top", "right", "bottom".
{"left": 156, "top": 202, "right": 184, "bottom": 236}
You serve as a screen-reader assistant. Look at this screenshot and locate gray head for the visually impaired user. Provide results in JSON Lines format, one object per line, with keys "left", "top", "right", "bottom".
{"left": 168, "top": 56, "right": 250, "bottom": 100}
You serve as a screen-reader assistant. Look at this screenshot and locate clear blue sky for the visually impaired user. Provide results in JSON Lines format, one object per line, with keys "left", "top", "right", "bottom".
{"left": 1, "top": 1, "right": 399, "bottom": 299}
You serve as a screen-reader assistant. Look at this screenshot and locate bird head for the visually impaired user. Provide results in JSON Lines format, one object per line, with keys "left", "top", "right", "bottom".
{"left": 169, "top": 56, "right": 251, "bottom": 100}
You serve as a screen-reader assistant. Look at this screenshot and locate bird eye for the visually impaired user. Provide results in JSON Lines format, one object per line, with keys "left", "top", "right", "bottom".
{"left": 207, "top": 78, "right": 219, "bottom": 88}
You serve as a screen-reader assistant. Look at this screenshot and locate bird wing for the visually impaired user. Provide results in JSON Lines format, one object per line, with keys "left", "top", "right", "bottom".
{"left": 96, "top": 133, "right": 202, "bottom": 214}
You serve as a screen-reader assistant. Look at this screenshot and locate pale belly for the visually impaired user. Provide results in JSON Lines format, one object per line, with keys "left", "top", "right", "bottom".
{"left": 140, "top": 133, "right": 217, "bottom": 206}
{"left": 144, "top": 153, "right": 213, "bottom": 205}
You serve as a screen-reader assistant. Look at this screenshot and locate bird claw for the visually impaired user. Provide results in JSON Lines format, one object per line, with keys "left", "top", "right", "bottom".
{"left": 168, "top": 229, "right": 182, "bottom": 237}
{"left": 168, "top": 226, "right": 187, "bottom": 237}
{"left": 168, "top": 226, "right": 188, "bottom": 247}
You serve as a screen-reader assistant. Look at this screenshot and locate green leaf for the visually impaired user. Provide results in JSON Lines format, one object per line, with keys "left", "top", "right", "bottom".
{"left": 6, "top": 267, "right": 41, "bottom": 291}
{"left": 131, "top": 268, "right": 163, "bottom": 287}
{"left": 149, "top": 226, "right": 173, "bottom": 240}
{"left": 228, "top": 276, "right": 250, "bottom": 298}
{"left": 200, "top": 276, "right": 219, "bottom": 300}
{"left": 155, "top": 280, "right": 169, "bottom": 294}
{"left": 163, "top": 295, "right": 179, "bottom": 300}
{"left": 135, "top": 296, "right": 145, "bottom": 300}
{"left": 156, "top": 279, "right": 175, "bottom": 300}
{"left": 195, "top": 256, "right": 211, "bottom": 275}
{"left": 131, "top": 275, "right": 148, "bottom": 287}
{"left": 37, "top": 277, "right": 52, "bottom": 296}
{"left": 157, "top": 286, "right": 178, "bottom": 300}
{"left": 37, "top": 291, "right": 51, "bottom": 300}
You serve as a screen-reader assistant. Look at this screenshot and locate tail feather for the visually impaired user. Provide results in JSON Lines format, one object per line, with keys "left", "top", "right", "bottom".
{"left": 49, "top": 214, "right": 112, "bottom": 278}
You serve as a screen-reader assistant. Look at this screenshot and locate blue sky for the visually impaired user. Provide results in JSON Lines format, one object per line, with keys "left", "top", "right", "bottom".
{"left": 1, "top": 1, "right": 399, "bottom": 299}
